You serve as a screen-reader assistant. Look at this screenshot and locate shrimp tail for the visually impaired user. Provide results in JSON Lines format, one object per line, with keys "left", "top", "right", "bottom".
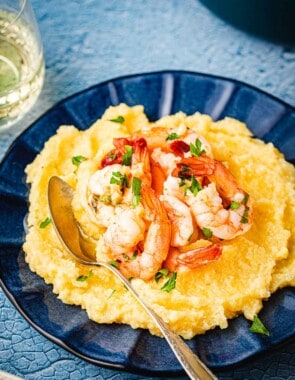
{"left": 172, "top": 156, "right": 215, "bottom": 178}
{"left": 177, "top": 244, "right": 222, "bottom": 268}
{"left": 150, "top": 158, "right": 166, "bottom": 196}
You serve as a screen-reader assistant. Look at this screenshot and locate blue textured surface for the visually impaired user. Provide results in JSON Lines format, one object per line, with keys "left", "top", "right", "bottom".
{"left": 0, "top": 1, "right": 295, "bottom": 379}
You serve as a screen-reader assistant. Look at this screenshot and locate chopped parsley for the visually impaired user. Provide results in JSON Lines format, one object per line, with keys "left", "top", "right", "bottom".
{"left": 189, "top": 138, "right": 206, "bottom": 157}
{"left": 131, "top": 250, "right": 138, "bottom": 260}
{"left": 202, "top": 227, "right": 213, "bottom": 239}
{"left": 109, "top": 115, "right": 125, "bottom": 124}
{"left": 249, "top": 316, "right": 270, "bottom": 336}
{"left": 76, "top": 270, "right": 93, "bottom": 282}
{"left": 161, "top": 271, "right": 177, "bottom": 292}
{"left": 109, "top": 260, "right": 120, "bottom": 268}
{"left": 110, "top": 171, "right": 129, "bottom": 189}
{"left": 241, "top": 206, "right": 250, "bottom": 224}
{"left": 107, "top": 289, "right": 116, "bottom": 299}
{"left": 240, "top": 193, "right": 250, "bottom": 223}
{"left": 72, "top": 155, "right": 87, "bottom": 167}
{"left": 122, "top": 145, "right": 133, "bottom": 166}
{"left": 186, "top": 176, "right": 203, "bottom": 196}
{"left": 132, "top": 177, "right": 142, "bottom": 207}
{"left": 230, "top": 201, "right": 240, "bottom": 210}
{"left": 121, "top": 252, "right": 138, "bottom": 263}
{"left": 166, "top": 132, "right": 180, "bottom": 141}
{"left": 39, "top": 217, "right": 51, "bottom": 229}
{"left": 155, "top": 268, "right": 169, "bottom": 283}
{"left": 242, "top": 193, "right": 250, "bottom": 205}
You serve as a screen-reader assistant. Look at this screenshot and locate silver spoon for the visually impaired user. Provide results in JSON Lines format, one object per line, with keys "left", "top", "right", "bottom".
{"left": 47, "top": 176, "right": 217, "bottom": 380}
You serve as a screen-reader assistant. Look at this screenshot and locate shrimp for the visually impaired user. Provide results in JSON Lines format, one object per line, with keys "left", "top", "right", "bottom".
{"left": 130, "top": 137, "right": 152, "bottom": 186}
{"left": 136, "top": 125, "right": 213, "bottom": 157}
{"left": 116, "top": 186, "right": 171, "bottom": 280}
{"left": 147, "top": 126, "right": 213, "bottom": 173}
{"left": 160, "top": 194, "right": 197, "bottom": 247}
{"left": 151, "top": 148, "right": 181, "bottom": 177}
{"left": 164, "top": 241, "right": 222, "bottom": 272}
{"left": 181, "top": 129, "right": 213, "bottom": 158}
{"left": 133, "top": 127, "right": 172, "bottom": 151}
{"left": 88, "top": 163, "right": 130, "bottom": 205}
{"left": 148, "top": 128, "right": 213, "bottom": 200}
{"left": 162, "top": 175, "right": 187, "bottom": 201}
{"left": 100, "top": 137, "right": 132, "bottom": 167}
{"left": 103, "top": 206, "right": 146, "bottom": 255}
{"left": 179, "top": 156, "right": 253, "bottom": 240}
{"left": 83, "top": 162, "right": 131, "bottom": 227}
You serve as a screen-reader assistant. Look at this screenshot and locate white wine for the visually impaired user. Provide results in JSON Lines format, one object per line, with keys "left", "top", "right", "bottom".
{"left": 0, "top": 10, "right": 44, "bottom": 128}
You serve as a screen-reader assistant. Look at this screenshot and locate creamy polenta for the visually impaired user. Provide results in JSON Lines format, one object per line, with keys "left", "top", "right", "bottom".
{"left": 23, "top": 104, "right": 295, "bottom": 338}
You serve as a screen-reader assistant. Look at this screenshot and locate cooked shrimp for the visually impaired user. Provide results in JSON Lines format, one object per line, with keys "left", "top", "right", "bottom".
{"left": 181, "top": 129, "right": 213, "bottom": 158}
{"left": 100, "top": 137, "right": 133, "bottom": 167}
{"left": 83, "top": 162, "right": 131, "bottom": 226}
{"left": 80, "top": 183, "right": 116, "bottom": 228}
{"left": 136, "top": 125, "right": 213, "bottom": 156}
{"left": 117, "top": 186, "right": 171, "bottom": 280}
{"left": 164, "top": 241, "right": 222, "bottom": 272}
{"left": 148, "top": 126, "right": 213, "bottom": 173}
{"left": 88, "top": 163, "right": 130, "bottom": 205}
{"left": 163, "top": 175, "right": 187, "bottom": 201}
{"left": 160, "top": 195, "right": 196, "bottom": 247}
{"left": 181, "top": 156, "right": 253, "bottom": 240}
{"left": 151, "top": 148, "right": 181, "bottom": 177}
{"left": 150, "top": 158, "right": 166, "bottom": 196}
{"left": 133, "top": 127, "right": 171, "bottom": 151}
{"left": 103, "top": 206, "right": 146, "bottom": 255}
{"left": 130, "top": 137, "right": 152, "bottom": 186}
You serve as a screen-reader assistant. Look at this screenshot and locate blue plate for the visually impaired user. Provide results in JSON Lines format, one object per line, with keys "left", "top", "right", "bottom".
{"left": 0, "top": 71, "right": 294, "bottom": 375}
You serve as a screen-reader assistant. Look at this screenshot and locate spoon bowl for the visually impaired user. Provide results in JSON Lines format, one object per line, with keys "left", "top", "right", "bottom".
{"left": 47, "top": 175, "right": 217, "bottom": 380}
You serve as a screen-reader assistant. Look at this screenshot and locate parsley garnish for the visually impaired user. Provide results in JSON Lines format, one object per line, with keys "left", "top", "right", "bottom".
{"left": 107, "top": 289, "right": 116, "bottom": 299}
{"left": 249, "top": 316, "right": 270, "bottom": 336}
{"left": 132, "top": 177, "right": 142, "bottom": 207}
{"left": 131, "top": 250, "right": 138, "bottom": 260}
{"left": 122, "top": 145, "right": 133, "bottom": 166}
{"left": 109, "top": 260, "right": 120, "bottom": 268}
{"left": 242, "top": 193, "right": 249, "bottom": 205}
{"left": 76, "top": 270, "right": 93, "bottom": 282}
{"left": 230, "top": 201, "right": 240, "bottom": 210}
{"left": 161, "top": 271, "right": 177, "bottom": 292}
{"left": 122, "top": 253, "right": 135, "bottom": 262}
{"left": 240, "top": 193, "right": 250, "bottom": 223}
{"left": 190, "top": 138, "right": 206, "bottom": 157}
{"left": 166, "top": 132, "right": 180, "bottom": 141}
{"left": 39, "top": 217, "right": 51, "bottom": 229}
{"left": 155, "top": 268, "right": 169, "bottom": 283}
{"left": 241, "top": 206, "right": 250, "bottom": 224}
{"left": 202, "top": 227, "right": 213, "bottom": 238}
{"left": 186, "top": 176, "right": 203, "bottom": 196}
{"left": 110, "top": 171, "right": 129, "bottom": 189}
{"left": 72, "top": 155, "right": 87, "bottom": 167}
{"left": 110, "top": 115, "right": 125, "bottom": 124}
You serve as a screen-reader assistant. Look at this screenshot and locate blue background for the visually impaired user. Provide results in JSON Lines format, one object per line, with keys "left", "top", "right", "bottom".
{"left": 0, "top": 1, "right": 294, "bottom": 379}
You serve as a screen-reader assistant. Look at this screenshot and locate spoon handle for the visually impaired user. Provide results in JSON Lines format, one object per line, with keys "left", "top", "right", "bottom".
{"left": 103, "top": 262, "right": 217, "bottom": 380}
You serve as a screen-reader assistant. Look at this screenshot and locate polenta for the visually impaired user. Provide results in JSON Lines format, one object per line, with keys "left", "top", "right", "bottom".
{"left": 23, "top": 104, "right": 295, "bottom": 338}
